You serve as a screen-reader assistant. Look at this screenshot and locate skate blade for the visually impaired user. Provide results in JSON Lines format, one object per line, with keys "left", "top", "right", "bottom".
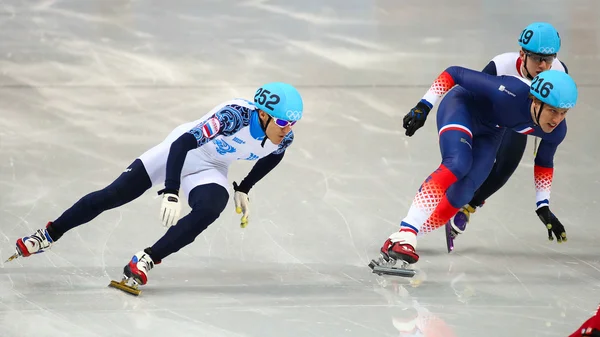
{"left": 108, "top": 279, "right": 141, "bottom": 296}
{"left": 368, "top": 258, "right": 416, "bottom": 278}
{"left": 445, "top": 221, "right": 454, "bottom": 253}
{"left": 5, "top": 252, "right": 19, "bottom": 263}
{"left": 371, "top": 265, "right": 416, "bottom": 278}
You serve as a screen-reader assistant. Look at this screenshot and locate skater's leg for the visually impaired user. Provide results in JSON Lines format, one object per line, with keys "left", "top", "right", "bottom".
{"left": 149, "top": 183, "right": 229, "bottom": 261}
{"left": 450, "top": 130, "right": 527, "bottom": 236}
{"left": 15, "top": 159, "right": 152, "bottom": 258}
{"left": 399, "top": 89, "right": 474, "bottom": 235}
{"left": 469, "top": 131, "right": 528, "bottom": 207}
{"left": 443, "top": 131, "right": 505, "bottom": 210}
{"left": 382, "top": 89, "right": 474, "bottom": 263}
{"left": 121, "top": 182, "right": 229, "bottom": 285}
{"left": 424, "top": 127, "right": 504, "bottom": 230}
{"left": 48, "top": 159, "right": 152, "bottom": 240}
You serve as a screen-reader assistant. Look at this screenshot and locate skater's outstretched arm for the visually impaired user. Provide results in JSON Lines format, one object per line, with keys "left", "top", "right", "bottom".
{"left": 529, "top": 124, "right": 567, "bottom": 242}
{"left": 403, "top": 66, "right": 524, "bottom": 136}
{"left": 232, "top": 131, "right": 294, "bottom": 228}
{"left": 421, "top": 66, "right": 521, "bottom": 107}
{"left": 234, "top": 131, "right": 293, "bottom": 193}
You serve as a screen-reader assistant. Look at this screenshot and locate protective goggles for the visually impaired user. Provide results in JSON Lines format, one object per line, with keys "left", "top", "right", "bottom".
{"left": 525, "top": 51, "right": 557, "bottom": 64}
{"left": 271, "top": 116, "right": 297, "bottom": 128}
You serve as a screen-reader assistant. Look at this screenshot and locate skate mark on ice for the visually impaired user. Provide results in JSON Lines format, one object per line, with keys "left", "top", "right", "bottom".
{"left": 261, "top": 220, "right": 324, "bottom": 276}
{"left": 505, "top": 266, "right": 533, "bottom": 299}
{"left": 330, "top": 204, "right": 365, "bottom": 263}
{"left": 89, "top": 48, "right": 145, "bottom": 111}
{"left": 6, "top": 274, "right": 105, "bottom": 337}
{"left": 100, "top": 211, "right": 123, "bottom": 279}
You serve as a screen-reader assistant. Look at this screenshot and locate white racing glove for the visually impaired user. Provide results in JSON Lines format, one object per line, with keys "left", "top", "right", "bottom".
{"left": 233, "top": 182, "right": 250, "bottom": 228}
{"left": 158, "top": 189, "right": 181, "bottom": 227}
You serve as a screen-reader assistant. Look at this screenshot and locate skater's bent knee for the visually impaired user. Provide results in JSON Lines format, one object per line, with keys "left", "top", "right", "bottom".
{"left": 446, "top": 177, "right": 477, "bottom": 207}
{"left": 441, "top": 156, "right": 472, "bottom": 180}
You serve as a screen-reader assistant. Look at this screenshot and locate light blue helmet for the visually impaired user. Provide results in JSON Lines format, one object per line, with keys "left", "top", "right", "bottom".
{"left": 518, "top": 22, "right": 561, "bottom": 55}
{"left": 530, "top": 70, "right": 578, "bottom": 109}
{"left": 253, "top": 82, "right": 303, "bottom": 121}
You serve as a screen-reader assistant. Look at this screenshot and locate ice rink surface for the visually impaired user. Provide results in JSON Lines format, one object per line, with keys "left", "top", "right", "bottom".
{"left": 1, "top": 0, "right": 600, "bottom": 336}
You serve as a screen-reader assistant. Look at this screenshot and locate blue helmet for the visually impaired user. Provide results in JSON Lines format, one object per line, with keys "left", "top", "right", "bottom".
{"left": 530, "top": 70, "right": 578, "bottom": 109}
{"left": 518, "top": 22, "right": 561, "bottom": 55}
{"left": 253, "top": 82, "right": 303, "bottom": 121}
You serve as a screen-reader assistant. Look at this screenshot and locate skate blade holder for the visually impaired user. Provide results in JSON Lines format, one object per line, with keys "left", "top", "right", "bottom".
{"left": 368, "top": 259, "right": 416, "bottom": 278}
{"left": 5, "top": 252, "right": 19, "bottom": 263}
{"left": 5, "top": 247, "right": 25, "bottom": 263}
{"left": 108, "top": 277, "right": 141, "bottom": 296}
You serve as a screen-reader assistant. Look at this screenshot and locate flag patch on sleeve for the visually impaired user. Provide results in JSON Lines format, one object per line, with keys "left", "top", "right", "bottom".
{"left": 202, "top": 117, "right": 221, "bottom": 138}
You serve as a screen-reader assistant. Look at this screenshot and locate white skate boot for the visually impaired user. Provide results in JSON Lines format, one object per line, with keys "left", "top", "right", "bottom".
{"left": 369, "top": 229, "right": 419, "bottom": 278}
{"left": 109, "top": 248, "right": 160, "bottom": 296}
{"left": 11, "top": 223, "right": 55, "bottom": 261}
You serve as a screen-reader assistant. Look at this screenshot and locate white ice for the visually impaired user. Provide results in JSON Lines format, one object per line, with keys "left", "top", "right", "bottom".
{"left": 1, "top": 0, "right": 600, "bottom": 336}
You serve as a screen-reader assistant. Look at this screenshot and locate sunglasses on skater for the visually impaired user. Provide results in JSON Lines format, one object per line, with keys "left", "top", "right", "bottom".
{"left": 524, "top": 51, "right": 556, "bottom": 64}
{"left": 270, "top": 116, "right": 297, "bottom": 128}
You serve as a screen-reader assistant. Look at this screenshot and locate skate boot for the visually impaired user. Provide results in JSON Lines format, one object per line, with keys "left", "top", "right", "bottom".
{"left": 450, "top": 204, "right": 476, "bottom": 238}
{"left": 7, "top": 222, "right": 55, "bottom": 262}
{"left": 369, "top": 230, "right": 419, "bottom": 278}
{"left": 386, "top": 231, "right": 419, "bottom": 264}
{"left": 445, "top": 204, "right": 477, "bottom": 253}
{"left": 109, "top": 248, "right": 160, "bottom": 296}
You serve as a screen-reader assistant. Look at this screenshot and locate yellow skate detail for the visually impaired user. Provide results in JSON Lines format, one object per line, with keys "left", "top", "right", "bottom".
{"left": 5, "top": 252, "right": 19, "bottom": 263}
{"left": 108, "top": 278, "right": 142, "bottom": 296}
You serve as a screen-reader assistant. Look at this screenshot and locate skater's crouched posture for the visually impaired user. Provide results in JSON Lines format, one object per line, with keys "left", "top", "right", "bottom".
{"left": 371, "top": 67, "right": 578, "bottom": 275}
{"left": 11, "top": 82, "right": 303, "bottom": 290}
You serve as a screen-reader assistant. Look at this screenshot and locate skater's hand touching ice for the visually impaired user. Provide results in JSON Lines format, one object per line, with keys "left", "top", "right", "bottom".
{"left": 233, "top": 182, "right": 249, "bottom": 228}
{"left": 158, "top": 189, "right": 181, "bottom": 227}
{"left": 535, "top": 206, "right": 567, "bottom": 243}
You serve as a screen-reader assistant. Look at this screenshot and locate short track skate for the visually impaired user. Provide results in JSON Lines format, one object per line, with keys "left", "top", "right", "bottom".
{"left": 445, "top": 221, "right": 455, "bottom": 253}
{"left": 108, "top": 275, "right": 142, "bottom": 296}
{"left": 5, "top": 243, "right": 30, "bottom": 262}
{"left": 5, "top": 250, "right": 20, "bottom": 263}
{"left": 368, "top": 254, "right": 416, "bottom": 278}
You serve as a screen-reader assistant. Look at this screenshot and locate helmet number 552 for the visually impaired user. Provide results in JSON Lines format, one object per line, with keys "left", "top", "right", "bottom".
{"left": 531, "top": 77, "right": 554, "bottom": 98}
{"left": 254, "top": 88, "right": 281, "bottom": 111}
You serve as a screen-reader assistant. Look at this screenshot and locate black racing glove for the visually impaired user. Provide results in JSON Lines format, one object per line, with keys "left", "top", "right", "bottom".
{"left": 402, "top": 101, "right": 432, "bottom": 137}
{"left": 535, "top": 206, "right": 567, "bottom": 243}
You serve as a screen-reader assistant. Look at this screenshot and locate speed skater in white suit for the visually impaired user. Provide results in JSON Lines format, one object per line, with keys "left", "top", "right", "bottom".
{"left": 9, "top": 82, "right": 304, "bottom": 294}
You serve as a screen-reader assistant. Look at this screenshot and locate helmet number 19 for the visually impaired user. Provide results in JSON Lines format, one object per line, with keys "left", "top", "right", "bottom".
{"left": 254, "top": 88, "right": 281, "bottom": 111}
{"left": 519, "top": 29, "right": 534, "bottom": 45}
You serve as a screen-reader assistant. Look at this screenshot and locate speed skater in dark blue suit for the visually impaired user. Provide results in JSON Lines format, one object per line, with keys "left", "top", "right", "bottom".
{"left": 447, "top": 22, "right": 571, "bottom": 246}
{"left": 374, "top": 67, "right": 578, "bottom": 267}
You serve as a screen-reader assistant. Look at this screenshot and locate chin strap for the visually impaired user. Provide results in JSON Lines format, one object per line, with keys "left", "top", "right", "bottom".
{"left": 534, "top": 102, "right": 544, "bottom": 126}
{"left": 531, "top": 101, "right": 544, "bottom": 156}
{"left": 523, "top": 53, "right": 534, "bottom": 80}
{"left": 259, "top": 114, "right": 272, "bottom": 147}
